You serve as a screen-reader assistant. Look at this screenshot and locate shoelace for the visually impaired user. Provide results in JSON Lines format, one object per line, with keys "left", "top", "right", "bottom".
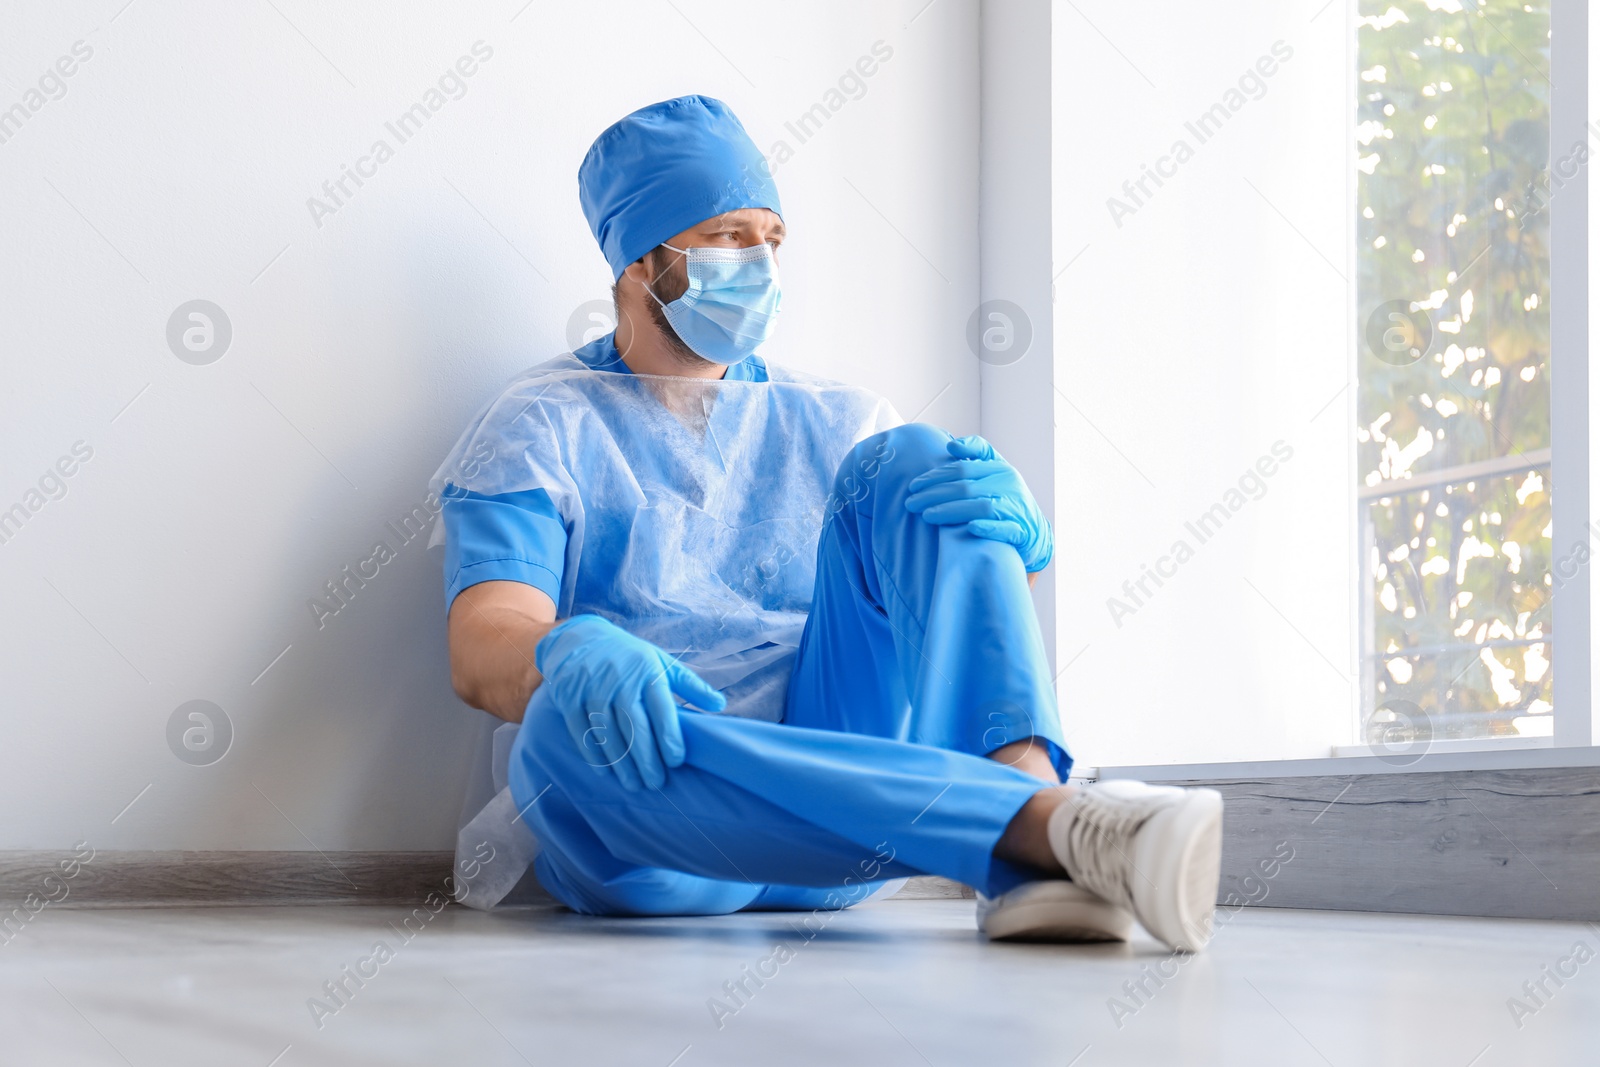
{"left": 1059, "top": 789, "right": 1152, "bottom": 911}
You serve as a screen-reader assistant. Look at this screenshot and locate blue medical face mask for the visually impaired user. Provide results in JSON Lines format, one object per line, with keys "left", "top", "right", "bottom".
{"left": 645, "top": 241, "right": 782, "bottom": 365}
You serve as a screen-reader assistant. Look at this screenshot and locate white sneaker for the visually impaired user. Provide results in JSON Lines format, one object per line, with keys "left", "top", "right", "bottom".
{"left": 977, "top": 880, "right": 1135, "bottom": 942}
{"left": 1047, "top": 779, "right": 1224, "bottom": 952}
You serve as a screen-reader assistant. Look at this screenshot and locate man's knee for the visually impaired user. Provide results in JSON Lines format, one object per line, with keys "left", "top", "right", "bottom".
{"left": 829, "top": 423, "right": 950, "bottom": 514}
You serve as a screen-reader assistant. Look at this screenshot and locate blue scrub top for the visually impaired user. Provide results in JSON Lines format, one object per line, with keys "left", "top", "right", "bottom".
{"left": 440, "top": 333, "right": 769, "bottom": 614}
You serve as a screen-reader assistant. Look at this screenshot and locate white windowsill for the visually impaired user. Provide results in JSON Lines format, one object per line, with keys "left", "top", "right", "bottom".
{"left": 1328, "top": 736, "right": 1554, "bottom": 758}
{"left": 1082, "top": 738, "right": 1600, "bottom": 782}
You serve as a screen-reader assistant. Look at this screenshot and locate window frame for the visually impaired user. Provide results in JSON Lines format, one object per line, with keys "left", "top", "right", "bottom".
{"left": 1548, "top": 0, "right": 1592, "bottom": 749}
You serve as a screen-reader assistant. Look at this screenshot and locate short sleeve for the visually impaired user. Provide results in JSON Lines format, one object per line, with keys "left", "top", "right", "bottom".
{"left": 440, "top": 484, "right": 568, "bottom": 614}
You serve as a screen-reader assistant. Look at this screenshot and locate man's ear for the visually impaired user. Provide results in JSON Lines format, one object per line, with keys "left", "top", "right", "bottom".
{"left": 620, "top": 255, "right": 653, "bottom": 288}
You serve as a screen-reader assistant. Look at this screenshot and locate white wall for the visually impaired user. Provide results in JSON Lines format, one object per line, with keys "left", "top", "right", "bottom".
{"left": 0, "top": 0, "right": 979, "bottom": 850}
{"left": 1051, "top": 1, "right": 1355, "bottom": 766}
{"left": 979, "top": 0, "right": 1057, "bottom": 671}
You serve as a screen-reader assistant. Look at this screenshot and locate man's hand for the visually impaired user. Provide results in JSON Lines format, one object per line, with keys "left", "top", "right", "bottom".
{"left": 904, "top": 435, "right": 1054, "bottom": 573}
{"left": 535, "top": 614, "right": 726, "bottom": 792}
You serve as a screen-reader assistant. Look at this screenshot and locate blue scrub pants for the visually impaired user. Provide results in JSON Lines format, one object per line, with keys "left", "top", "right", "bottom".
{"left": 508, "top": 423, "right": 1069, "bottom": 916}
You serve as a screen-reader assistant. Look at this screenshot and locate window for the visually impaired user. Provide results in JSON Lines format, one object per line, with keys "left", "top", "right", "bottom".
{"left": 1049, "top": 0, "right": 1589, "bottom": 770}
{"left": 1356, "top": 0, "right": 1553, "bottom": 746}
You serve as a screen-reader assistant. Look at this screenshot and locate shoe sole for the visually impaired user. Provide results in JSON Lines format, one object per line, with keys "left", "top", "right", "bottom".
{"left": 980, "top": 883, "right": 1135, "bottom": 943}
{"left": 1130, "top": 789, "right": 1224, "bottom": 952}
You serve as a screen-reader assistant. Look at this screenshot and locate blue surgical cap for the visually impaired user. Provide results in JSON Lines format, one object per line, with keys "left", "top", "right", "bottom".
{"left": 579, "top": 95, "right": 781, "bottom": 279}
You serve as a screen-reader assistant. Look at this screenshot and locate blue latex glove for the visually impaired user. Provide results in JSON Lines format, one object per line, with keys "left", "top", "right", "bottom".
{"left": 904, "top": 435, "right": 1054, "bottom": 573}
{"left": 534, "top": 614, "right": 726, "bottom": 792}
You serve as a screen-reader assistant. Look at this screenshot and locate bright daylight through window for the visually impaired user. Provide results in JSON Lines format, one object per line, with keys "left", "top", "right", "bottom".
{"left": 1356, "top": 0, "right": 1552, "bottom": 747}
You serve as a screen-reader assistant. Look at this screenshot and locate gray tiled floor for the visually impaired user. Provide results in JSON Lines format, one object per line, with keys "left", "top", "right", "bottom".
{"left": 0, "top": 900, "right": 1593, "bottom": 1066}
